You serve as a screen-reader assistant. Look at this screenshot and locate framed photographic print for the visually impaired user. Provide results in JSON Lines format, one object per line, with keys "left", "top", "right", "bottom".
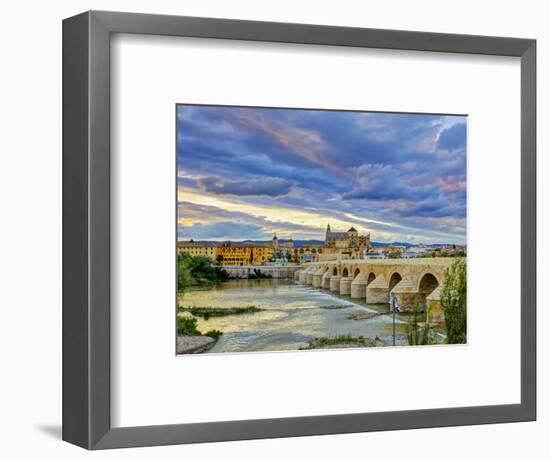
{"left": 175, "top": 104, "right": 467, "bottom": 354}
{"left": 63, "top": 10, "right": 536, "bottom": 449}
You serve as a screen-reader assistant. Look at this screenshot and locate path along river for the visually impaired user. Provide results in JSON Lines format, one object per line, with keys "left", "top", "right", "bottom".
{"left": 178, "top": 279, "right": 415, "bottom": 353}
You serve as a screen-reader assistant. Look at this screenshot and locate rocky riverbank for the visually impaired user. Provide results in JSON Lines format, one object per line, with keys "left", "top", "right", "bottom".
{"left": 177, "top": 335, "right": 217, "bottom": 354}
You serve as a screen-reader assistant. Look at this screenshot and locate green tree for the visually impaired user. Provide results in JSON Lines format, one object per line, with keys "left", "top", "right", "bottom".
{"left": 177, "top": 316, "right": 200, "bottom": 336}
{"left": 178, "top": 253, "right": 231, "bottom": 292}
{"left": 214, "top": 266, "right": 230, "bottom": 282}
{"left": 177, "top": 253, "right": 193, "bottom": 292}
{"left": 441, "top": 257, "right": 467, "bottom": 344}
{"left": 407, "top": 295, "right": 434, "bottom": 346}
{"left": 188, "top": 256, "right": 216, "bottom": 281}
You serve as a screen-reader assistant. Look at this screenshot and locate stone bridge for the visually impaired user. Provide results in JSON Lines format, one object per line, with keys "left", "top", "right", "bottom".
{"left": 295, "top": 258, "right": 456, "bottom": 320}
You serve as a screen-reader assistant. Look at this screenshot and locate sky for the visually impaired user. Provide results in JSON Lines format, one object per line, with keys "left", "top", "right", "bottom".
{"left": 177, "top": 105, "right": 467, "bottom": 244}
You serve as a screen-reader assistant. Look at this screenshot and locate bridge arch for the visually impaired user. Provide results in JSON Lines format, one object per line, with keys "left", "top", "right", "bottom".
{"left": 353, "top": 267, "right": 361, "bottom": 279}
{"left": 332, "top": 267, "right": 339, "bottom": 276}
{"left": 367, "top": 271, "right": 376, "bottom": 285}
{"left": 388, "top": 271, "right": 403, "bottom": 291}
{"left": 342, "top": 267, "right": 349, "bottom": 277}
{"left": 417, "top": 272, "right": 440, "bottom": 295}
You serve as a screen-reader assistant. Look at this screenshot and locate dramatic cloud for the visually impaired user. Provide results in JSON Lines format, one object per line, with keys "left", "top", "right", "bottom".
{"left": 437, "top": 123, "right": 467, "bottom": 152}
{"left": 342, "top": 163, "right": 440, "bottom": 201}
{"left": 176, "top": 105, "right": 467, "bottom": 243}
{"left": 197, "top": 176, "right": 294, "bottom": 197}
{"left": 178, "top": 222, "right": 269, "bottom": 240}
{"left": 392, "top": 197, "right": 466, "bottom": 218}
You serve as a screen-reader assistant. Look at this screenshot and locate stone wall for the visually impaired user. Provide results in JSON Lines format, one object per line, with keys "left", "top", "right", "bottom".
{"left": 223, "top": 265, "right": 300, "bottom": 279}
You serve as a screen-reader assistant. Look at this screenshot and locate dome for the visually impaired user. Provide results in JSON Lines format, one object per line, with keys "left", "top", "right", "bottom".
{"left": 347, "top": 227, "right": 358, "bottom": 232}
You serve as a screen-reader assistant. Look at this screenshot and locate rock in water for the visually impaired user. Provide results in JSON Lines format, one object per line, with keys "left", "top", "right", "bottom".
{"left": 347, "top": 311, "right": 383, "bottom": 320}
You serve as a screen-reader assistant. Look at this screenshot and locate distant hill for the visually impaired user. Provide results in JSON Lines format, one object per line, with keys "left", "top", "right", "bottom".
{"left": 179, "top": 239, "right": 460, "bottom": 248}
{"left": 371, "top": 241, "right": 459, "bottom": 248}
{"left": 240, "top": 239, "right": 324, "bottom": 248}
{"left": 371, "top": 241, "right": 414, "bottom": 248}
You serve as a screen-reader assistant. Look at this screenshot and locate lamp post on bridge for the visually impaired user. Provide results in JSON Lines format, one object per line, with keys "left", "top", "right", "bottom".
{"left": 390, "top": 291, "right": 400, "bottom": 346}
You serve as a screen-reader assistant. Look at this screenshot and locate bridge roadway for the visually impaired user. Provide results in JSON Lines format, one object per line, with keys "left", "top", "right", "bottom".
{"left": 295, "top": 258, "right": 455, "bottom": 320}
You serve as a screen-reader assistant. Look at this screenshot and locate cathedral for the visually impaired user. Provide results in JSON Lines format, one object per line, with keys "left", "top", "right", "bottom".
{"left": 325, "top": 223, "right": 372, "bottom": 258}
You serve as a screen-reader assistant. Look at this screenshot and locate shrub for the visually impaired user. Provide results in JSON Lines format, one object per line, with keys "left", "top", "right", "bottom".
{"left": 203, "top": 330, "right": 223, "bottom": 340}
{"left": 177, "top": 316, "right": 200, "bottom": 336}
{"left": 441, "top": 258, "right": 467, "bottom": 344}
{"left": 407, "top": 295, "right": 434, "bottom": 346}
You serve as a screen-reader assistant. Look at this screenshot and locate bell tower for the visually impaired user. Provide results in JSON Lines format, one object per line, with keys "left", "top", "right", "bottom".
{"left": 325, "top": 223, "right": 331, "bottom": 244}
{"left": 272, "top": 233, "right": 278, "bottom": 249}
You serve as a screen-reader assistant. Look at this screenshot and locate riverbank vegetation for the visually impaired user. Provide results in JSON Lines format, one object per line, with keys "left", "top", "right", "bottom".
{"left": 177, "top": 316, "right": 223, "bottom": 340}
{"left": 178, "top": 253, "right": 229, "bottom": 292}
{"left": 406, "top": 296, "right": 434, "bottom": 346}
{"left": 301, "top": 334, "right": 381, "bottom": 349}
{"left": 178, "top": 316, "right": 223, "bottom": 340}
{"left": 441, "top": 257, "right": 467, "bottom": 344}
{"left": 179, "top": 305, "right": 263, "bottom": 319}
{"left": 247, "top": 268, "right": 273, "bottom": 279}
{"left": 176, "top": 316, "right": 222, "bottom": 354}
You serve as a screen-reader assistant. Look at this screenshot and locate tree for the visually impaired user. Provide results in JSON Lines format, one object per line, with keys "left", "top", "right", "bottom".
{"left": 214, "top": 266, "right": 230, "bottom": 282}
{"left": 178, "top": 253, "right": 230, "bottom": 292}
{"left": 177, "top": 253, "right": 193, "bottom": 292}
{"left": 441, "top": 257, "right": 467, "bottom": 344}
{"left": 407, "top": 295, "right": 434, "bottom": 346}
{"left": 188, "top": 256, "right": 216, "bottom": 281}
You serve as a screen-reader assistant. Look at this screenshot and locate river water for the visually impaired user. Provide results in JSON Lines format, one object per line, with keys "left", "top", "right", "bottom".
{"left": 178, "top": 279, "right": 410, "bottom": 353}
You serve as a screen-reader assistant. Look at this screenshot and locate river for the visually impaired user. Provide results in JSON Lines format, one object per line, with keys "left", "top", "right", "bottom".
{"left": 178, "top": 279, "right": 412, "bottom": 353}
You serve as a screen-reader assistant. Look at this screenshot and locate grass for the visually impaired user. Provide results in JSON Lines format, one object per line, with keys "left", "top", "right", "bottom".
{"left": 301, "top": 334, "right": 379, "bottom": 349}
{"left": 177, "top": 316, "right": 223, "bottom": 341}
{"left": 203, "top": 329, "right": 223, "bottom": 340}
{"left": 179, "top": 305, "right": 263, "bottom": 319}
{"left": 315, "top": 334, "right": 369, "bottom": 346}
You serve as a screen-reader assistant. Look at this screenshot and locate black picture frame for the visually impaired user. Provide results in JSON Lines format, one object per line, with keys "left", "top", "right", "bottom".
{"left": 62, "top": 10, "right": 536, "bottom": 449}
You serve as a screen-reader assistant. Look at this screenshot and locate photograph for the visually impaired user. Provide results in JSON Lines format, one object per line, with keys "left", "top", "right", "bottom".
{"left": 176, "top": 104, "right": 467, "bottom": 354}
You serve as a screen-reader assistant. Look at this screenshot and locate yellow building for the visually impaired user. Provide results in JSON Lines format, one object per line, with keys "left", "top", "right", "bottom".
{"left": 177, "top": 240, "right": 216, "bottom": 259}
{"left": 215, "top": 243, "right": 253, "bottom": 266}
{"left": 214, "top": 242, "right": 274, "bottom": 266}
{"left": 252, "top": 246, "right": 273, "bottom": 264}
